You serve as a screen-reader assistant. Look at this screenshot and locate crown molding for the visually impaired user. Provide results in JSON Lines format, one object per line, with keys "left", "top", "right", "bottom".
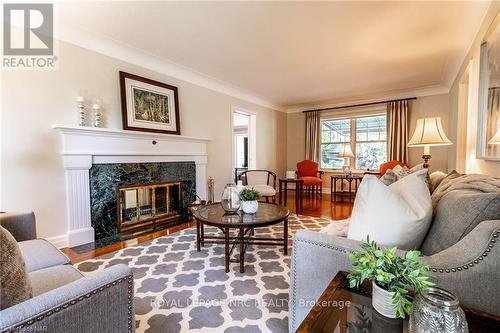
{"left": 285, "top": 84, "right": 450, "bottom": 113}
{"left": 54, "top": 23, "right": 286, "bottom": 112}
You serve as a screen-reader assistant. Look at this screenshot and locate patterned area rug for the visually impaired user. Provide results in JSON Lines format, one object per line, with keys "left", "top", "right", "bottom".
{"left": 76, "top": 215, "right": 333, "bottom": 333}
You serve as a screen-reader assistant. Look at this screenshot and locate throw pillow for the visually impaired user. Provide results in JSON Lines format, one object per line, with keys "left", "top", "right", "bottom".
{"left": 429, "top": 171, "right": 447, "bottom": 193}
{"left": 380, "top": 169, "right": 398, "bottom": 185}
{"left": 392, "top": 163, "right": 424, "bottom": 179}
{"left": 347, "top": 169, "right": 432, "bottom": 250}
{"left": 0, "top": 226, "right": 33, "bottom": 309}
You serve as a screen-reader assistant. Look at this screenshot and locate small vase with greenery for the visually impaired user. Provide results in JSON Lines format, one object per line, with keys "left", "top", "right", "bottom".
{"left": 239, "top": 188, "right": 260, "bottom": 214}
{"left": 348, "top": 237, "right": 433, "bottom": 318}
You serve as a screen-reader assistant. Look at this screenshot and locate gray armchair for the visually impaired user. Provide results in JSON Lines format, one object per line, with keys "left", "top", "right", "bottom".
{"left": 0, "top": 212, "right": 134, "bottom": 333}
{"left": 289, "top": 185, "right": 500, "bottom": 332}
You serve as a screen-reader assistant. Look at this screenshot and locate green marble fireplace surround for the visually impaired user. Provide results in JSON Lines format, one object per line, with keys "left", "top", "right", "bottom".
{"left": 90, "top": 162, "right": 196, "bottom": 247}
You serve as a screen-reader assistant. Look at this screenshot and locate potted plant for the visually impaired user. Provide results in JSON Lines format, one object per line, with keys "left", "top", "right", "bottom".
{"left": 239, "top": 188, "right": 260, "bottom": 214}
{"left": 348, "top": 237, "right": 433, "bottom": 319}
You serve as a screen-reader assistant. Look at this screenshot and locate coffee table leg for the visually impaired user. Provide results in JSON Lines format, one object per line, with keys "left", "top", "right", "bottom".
{"left": 239, "top": 226, "right": 245, "bottom": 273}
{"left": 196, "top": 220, "right": 201, "bottom": 251}
{"left": 224, "top": 227, "right": 230, "bottom": 273}
{"left": 284, "top": 218, "right": 289, "bottom": 255}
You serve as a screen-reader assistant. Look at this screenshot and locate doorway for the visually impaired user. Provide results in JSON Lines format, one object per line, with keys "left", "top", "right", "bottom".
{"left": 232, "top": 107, "right": 256, "bottom": 183}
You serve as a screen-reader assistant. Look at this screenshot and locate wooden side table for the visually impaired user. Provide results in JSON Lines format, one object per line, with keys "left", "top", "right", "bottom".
{"left": 331, "top": 174, "right": 363, "bottom": 202}
{"left": 279, "top": 178, "right": 304, "bottom": 214}
{"left": 297, "top": 271, "right": 500, "bottom": 333}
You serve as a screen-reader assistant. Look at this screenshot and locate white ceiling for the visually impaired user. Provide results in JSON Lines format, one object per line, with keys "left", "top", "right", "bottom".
{"left": 57, "top": 1, "right": 491, "bottom": 111}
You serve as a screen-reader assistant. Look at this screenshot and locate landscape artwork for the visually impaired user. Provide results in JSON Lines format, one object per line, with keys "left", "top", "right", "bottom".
{"left": 120, "top": 71, "right": 180, "bottom": 135}
{"left": 132, "top": 87, "right": 170, "bottom": 124}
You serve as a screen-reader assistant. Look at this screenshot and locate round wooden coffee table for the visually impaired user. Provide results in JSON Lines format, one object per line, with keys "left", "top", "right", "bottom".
{"left": 193, "top": 203, "right": 290, "bottom": 273}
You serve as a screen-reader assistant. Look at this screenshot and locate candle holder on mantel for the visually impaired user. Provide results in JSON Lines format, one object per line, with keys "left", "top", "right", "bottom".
{"left": 76, "top": 96, "right": 85, "bottom": 126}
{"left": 92, "top": 101, "right": 102, "bottom": 127}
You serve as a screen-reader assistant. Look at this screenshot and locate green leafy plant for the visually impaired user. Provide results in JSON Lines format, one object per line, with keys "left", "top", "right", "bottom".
{"left": 239, "top": 188, "right": 260, "bottom": 201}
{"left": 348, "top": 237, "right": 433, "bottom": 318}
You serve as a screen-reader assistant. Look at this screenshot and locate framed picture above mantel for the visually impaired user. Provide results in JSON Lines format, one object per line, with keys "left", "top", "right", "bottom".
{"left": 119, "top": 71, "right": 181, "bottom": 135}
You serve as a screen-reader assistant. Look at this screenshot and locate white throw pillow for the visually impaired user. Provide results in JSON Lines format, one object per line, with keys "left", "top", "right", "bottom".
{"left": 347, "top": 169, "right": 432, "bottom": 250}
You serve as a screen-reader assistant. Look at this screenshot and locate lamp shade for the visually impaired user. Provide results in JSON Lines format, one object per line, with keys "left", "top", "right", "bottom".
{"left": 408, "top": 117, "right": 452, "bottom": 147}
{"left": 488, "top": 128, "right": 500, "bottom": 145}
{"left": 338, "top": 143, "right": 354, "bottom": 157}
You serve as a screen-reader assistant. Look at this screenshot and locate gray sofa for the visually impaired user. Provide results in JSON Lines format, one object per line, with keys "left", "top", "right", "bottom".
{"left": 289, "top": 174, "right": 500, "bottom": 332}
{"left": 0, "top": 212, "right": 134, "bottom": 333}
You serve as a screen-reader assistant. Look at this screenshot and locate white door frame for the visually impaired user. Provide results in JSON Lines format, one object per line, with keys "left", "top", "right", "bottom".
{"left": 231, "top": 106, "right": 257, "bottom": 174}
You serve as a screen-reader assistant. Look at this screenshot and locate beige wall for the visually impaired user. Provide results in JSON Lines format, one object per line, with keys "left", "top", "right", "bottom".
{"left": 447, "top": 2, "right": 500, "bottom": 177}
{"left": 1, "top": 40, "right": 286, "bottom": 240}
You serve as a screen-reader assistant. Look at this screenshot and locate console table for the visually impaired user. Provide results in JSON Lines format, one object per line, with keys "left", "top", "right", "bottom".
{"left": 330, "top": 174, "right": 363, "bottom": 202}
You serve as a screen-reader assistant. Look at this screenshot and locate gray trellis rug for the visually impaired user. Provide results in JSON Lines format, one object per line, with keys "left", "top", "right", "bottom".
{"left": 76, "top": 215, "right": 333, "bottom": 333}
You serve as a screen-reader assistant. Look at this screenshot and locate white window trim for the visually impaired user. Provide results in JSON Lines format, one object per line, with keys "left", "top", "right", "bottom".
{"left": 320, "top": 109, "right": 387, "bottom": 172}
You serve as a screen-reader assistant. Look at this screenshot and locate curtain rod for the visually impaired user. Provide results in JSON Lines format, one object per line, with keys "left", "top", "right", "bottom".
{"left": 302, "top": 97, "right": 417, "bottom": 113}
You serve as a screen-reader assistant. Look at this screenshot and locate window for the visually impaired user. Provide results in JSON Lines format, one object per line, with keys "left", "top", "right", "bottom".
{"left": 320, "top": 119, "right": 351, "bottom": 169}
{"left": 320, "top": 114, "right": 387, "bottom": 170}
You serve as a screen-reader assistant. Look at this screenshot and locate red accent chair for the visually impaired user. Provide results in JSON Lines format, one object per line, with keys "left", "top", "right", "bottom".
{"left": 296, "top": 160, "right": 324, "bottom": 198}
{"left": 364, "top": 160, "right": 409, "bottom": 178}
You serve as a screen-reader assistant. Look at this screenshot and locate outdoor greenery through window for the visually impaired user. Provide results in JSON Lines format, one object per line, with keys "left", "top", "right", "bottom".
{"left": 320, "top": 115, "right": 387, "bottom": 170}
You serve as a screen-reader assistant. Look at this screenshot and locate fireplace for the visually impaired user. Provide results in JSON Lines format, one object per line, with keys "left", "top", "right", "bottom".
{"left": 54, "top": 125, "right": 210, "bottom": 248}
{"left": 117, "top": 181, "right": 182, "bottom": 233}
{"left": 90, "top": 162, "right": 195, "bottom": 247}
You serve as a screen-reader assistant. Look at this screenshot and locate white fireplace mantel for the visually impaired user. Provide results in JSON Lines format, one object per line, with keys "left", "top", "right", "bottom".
{"left": 53, "top": 125, "right": 211, "bottom": 247}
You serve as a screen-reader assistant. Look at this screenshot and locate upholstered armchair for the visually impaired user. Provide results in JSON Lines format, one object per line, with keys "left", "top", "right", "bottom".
{"left": 240, "top": 170, "right": 277, "bottom": 203}
{"left": 364, "top": 160, "right": 408, "bottom": 178}
{"left": 296, "top": 160, "right": 324, "bottom": 198}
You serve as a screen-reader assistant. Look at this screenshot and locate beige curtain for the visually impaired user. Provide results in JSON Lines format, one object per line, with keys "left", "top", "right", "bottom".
{"left": 486, "top": 87, "right": 500, "bottom": 156}
{"left": 387, "top": 100, "right": 409, "bottom": 164}
{"left": 305, "top": 111, "right": 320, "bottom": 162}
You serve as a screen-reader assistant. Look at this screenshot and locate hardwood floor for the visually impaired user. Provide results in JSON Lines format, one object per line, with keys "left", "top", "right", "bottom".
{"left": 61, "top": 193, "right": 353, "bottom": 264}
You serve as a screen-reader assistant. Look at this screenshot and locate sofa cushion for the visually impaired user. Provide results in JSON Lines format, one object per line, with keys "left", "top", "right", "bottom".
{"left": 18, "top": 239, "right": 70, "bottom": 272}
{"left": 0, "top": 226, "right": 32, "bottom": 310}
{"left": 421, "top": 191, "right": 500, "bottom": 255}
{"left": 29, "top": 265, "right": 83, "bottom": 296}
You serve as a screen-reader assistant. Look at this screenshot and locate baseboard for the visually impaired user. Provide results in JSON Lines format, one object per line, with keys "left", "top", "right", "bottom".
{"left": 68, "top": 227, "right": 94, "bottom": 247}
{"left": 46, "top": 234, "right": 69, "bottom": 248}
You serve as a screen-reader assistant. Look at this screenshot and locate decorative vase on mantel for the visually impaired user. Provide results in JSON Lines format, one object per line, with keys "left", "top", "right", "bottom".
{"left": 241, "top": 200, "right": 258, "bottom": 214}
{"left": 372, "top": 281, "right": 398, "bottom": 318}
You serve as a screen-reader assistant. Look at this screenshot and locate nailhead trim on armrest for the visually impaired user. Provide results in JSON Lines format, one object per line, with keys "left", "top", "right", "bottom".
{"left": 429, "top": 230, "right": 499, "bottom": 273}
{"left": 4, "top": 275, "right": 134, "bottom": 333}
{"left": 290, "top": 238, "right": 354, "bottom": 332}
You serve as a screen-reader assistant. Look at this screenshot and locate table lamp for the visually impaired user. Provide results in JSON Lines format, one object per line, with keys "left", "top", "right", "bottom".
{"left": 488, "top": 128, "right": 500, "bottom": 144}
{"left": 408, "top": 117, "right": 452, "bottom": 168}
{"left": 338, "top": 143, "right": 355, "bottom": 174}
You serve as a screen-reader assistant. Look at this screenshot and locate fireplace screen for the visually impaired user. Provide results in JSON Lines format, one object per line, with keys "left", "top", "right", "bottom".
{"left": 117, "top": 181, "right": 182, "bottom": 232}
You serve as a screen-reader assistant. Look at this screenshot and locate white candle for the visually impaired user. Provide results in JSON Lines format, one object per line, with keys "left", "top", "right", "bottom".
{"left": 92, "top": 103, "right": 100, "bottom": 110}
{"left": 76, "top": 96, "right": 84, "bottom": 103}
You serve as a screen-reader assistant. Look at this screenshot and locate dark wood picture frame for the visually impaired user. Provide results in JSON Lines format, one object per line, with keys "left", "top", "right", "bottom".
{"left": 119, "top": 71, "right": 181, "bottom": 135}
